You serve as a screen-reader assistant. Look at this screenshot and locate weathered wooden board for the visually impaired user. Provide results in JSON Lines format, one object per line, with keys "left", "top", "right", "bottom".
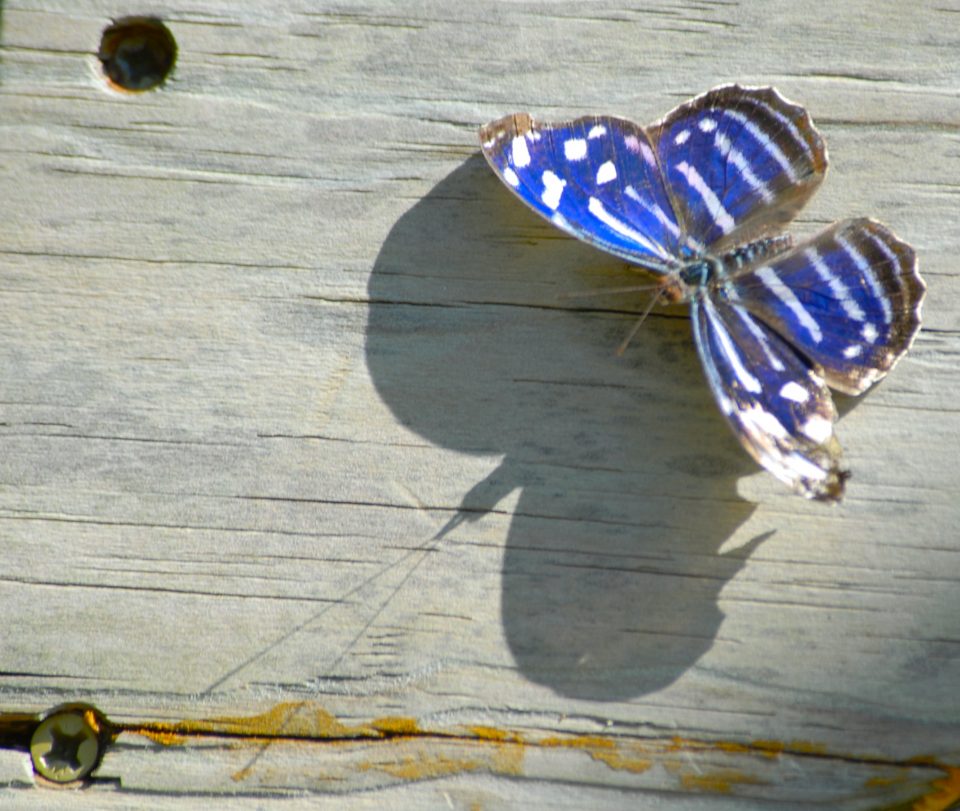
{"left": 1, "top": 0, "right": 959, "bottom": 807}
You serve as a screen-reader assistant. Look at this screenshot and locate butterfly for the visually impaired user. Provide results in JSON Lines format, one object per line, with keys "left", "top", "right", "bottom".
{"left": 479, "top": 85, "right": 925, "bottom": 502}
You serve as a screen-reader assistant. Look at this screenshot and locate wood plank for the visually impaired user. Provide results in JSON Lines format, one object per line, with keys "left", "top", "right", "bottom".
{"left": 1, "top": 1, "right": 959, "bottom": 806}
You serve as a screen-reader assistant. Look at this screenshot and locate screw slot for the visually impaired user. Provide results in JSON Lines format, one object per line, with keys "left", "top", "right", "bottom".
{"left": 98, "top": 17, "right": 177, "bottom": 92}
{"left": 30, "top": 709, "right": 102, "bottom": 784}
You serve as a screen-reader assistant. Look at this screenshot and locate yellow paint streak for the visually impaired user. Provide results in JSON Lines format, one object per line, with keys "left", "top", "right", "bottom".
{"left": 363, "top": 752, "right": 483, "bottom": 781}
{"left": 82, "top": 708, "right": 103, "bottom": 736}
{"left": 782, "top": 740, "right": 827, "bottom": 756}
{"left": 359, "top": 740, "right": 524, "bottom": 781}
{"left": 492, "top": 742, "right": 525, "bottom": 776}
{"left": 371, "top": 716, "right": 421, "bottom": 736}
{"left": 206, "top": 702, "right": 368, "bottom": 739}
{"left": 540, "top": 734, "right": 615, "bottom": 751}
{"left": 750, "top": 739, "right": 784, "bottom": 755}
{"left": 912, "top": 767, "right": 960, "bottom": 811}
{"left": 590, "top": 749, "right": 653, "bottom": 774}
{"left": 865, "top": 772, "right": 908, "bottom": 788}
{"left": 663, "top": 735, "right": 823, "bottom": 759}
{"left": 681, "top": 769, "right": 762, "bottom": 794}
{"left": 469, "top": 725, "right": 523, "bottom": 744}
{"left": 135, "top": 701, "right": 380, "bottom": 742}
{"left": 540, "top": 733, "right": 776, "bottom": 778}
{"left": 111, "top": 699, "right": 960, "bottom": 805}
{"left": 232, "top": 763, "right": 254, "bottom": 783}
{"left": 136, "top": 728, "right": 188, "bottom": 746}
{"left": 540, "top": 734, "right": 651, "bottom": 774}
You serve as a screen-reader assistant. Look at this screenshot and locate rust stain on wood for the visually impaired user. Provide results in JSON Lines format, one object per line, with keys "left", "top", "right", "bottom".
{"left": 105, "top": 700, "right": 960, "bottom": 805}
{"left": 358, "top": 742, "right": 525, "bottom": 781}
{"left": 467, "top": 725, "right": 523, "bottom": 744}
{"left": 540, "top": 733, "right": 653, "bottom": 774}
{"left": 136, "top": 727, "right": 188, "bottom": 747}
{"left": 2, "top": 702, "right": 959, "bottom": 804}
{"left": 370, "top": 716, "right": 423, "bottom": 736}
{"left": 136, "top": 702, "right": 383, "bottom": 741}
{"left": 679, "top": 768, "right": 763, "bottom": 794}
{"left": 912, "top": 767, "right": 960, "bottom": 811}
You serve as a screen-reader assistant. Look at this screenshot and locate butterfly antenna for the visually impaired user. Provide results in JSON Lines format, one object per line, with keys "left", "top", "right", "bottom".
{"left": 558, "top": 282, "right": 661, "bottom": 301}
{"left": 616, "top": 288, "right": 664, "bottom": 356}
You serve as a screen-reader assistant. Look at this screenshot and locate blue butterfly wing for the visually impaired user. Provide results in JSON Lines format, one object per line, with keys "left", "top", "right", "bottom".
{"left": 729, "top": 218, "right": 924, "bottom": 395}
{"left": 653, "top": 85, "right": 827, "bottom": 252}
{"left": 692, "top": 293, "right": 846, "bottom": 501}
{"left": 479, "top": 113, "right": 682, "bottom": 272}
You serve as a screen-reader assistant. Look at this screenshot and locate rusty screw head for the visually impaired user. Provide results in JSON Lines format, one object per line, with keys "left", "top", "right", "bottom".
{"left": 30, "top": 710, "right": 101, "bottom": 783}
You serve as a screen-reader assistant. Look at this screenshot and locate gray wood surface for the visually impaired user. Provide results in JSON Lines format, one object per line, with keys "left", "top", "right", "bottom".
{"left": 1, "top": 1, "right": 959, "bottom": 807}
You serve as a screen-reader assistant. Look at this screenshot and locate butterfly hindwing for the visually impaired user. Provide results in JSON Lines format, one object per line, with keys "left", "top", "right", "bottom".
{"left": 480, "top": 113, "right": 682, "bottom": 270}
{"left": 730, "top": 218, "right": 924, "bottom": 395}
{"left": 692, "top": 294, "right": 846, "bottom": 501}
{"left": 653, "top": 85, "right": 827, "bottom": 253}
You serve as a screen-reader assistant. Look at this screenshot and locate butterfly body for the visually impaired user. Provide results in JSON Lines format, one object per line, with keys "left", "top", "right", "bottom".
{"left": 479, "top": 85, "right": 925, "bottom": 502}
{"left": 659, "top": 233, "right": 795, "bottom": 304}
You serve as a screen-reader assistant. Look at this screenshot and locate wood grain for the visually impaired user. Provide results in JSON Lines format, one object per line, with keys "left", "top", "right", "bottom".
{"left": 1, "top": 1, "right": 959, "bottom": 807}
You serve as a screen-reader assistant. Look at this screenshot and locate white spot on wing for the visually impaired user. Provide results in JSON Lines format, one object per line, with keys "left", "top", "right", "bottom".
{"left": 503, "top": 167, "right": 520, "bottom": 187}
{"left": 511, "top": 136, "right": 531, "bottom": 169}
{"left": 843, "top": 345, "right": 864, "bottom": 359}
{"left": 755, "top": 266, "right": 823, "bottom": 344}
{"left": 862, "top": 322, "right": 878, "bottom": 343}
{"left": 674, "top": 129, "right": 691, "bottom": 145}
{"left": 802, "top": 414, "right": 833, "bottom": 444}
{"left": 699, "top": 117, "right": 717, "bottom": 132}
{"left": 541, "top": 170, "right": 566, "bottom": 210}
{"left": 780, "top": 381, "right": 810, "bottom": 403}
{"left": 588, "top": 124, "right": 606, "bottom": 139}
{"left": 786, "top": 451, "right": 830, "bottom": 482}
{"left": 640, "top": 141, "right": 657, "bottom": 167}
{"left": 564, "top": 138, "right": 587, "bottom": 161}
{"left": 624, "top": 134, "right": 641, "bottom": 153}
{"left": 596, "top": 160, "right": 617, "bottom": 185}
{"left": 744, "top": 405, "right": 790, "bottom": 440}
{"left": 674, "top": 161, "right": 735, "bottom": 234}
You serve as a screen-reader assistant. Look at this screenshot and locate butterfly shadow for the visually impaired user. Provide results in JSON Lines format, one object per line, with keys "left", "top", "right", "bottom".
{"left": 366, "top": 154, "right": 769, "bottom": 701}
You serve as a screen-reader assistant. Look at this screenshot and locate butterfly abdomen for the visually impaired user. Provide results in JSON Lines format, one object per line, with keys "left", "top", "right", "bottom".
{"left": 721, "top": 234, "right": 794, "bottom": 273}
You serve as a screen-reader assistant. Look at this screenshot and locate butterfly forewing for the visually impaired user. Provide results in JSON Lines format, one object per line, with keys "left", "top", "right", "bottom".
{"left": 692, "top": 295, "right": 846, "bottom": 501}
{"left": 730, "top": 218, "right": 924, "bottom": 395}
{"left": 653, "top": 85, "right": 827, "bottom": 253}
{"left": 480, "top": 113, "right": 682, "bottom": 270}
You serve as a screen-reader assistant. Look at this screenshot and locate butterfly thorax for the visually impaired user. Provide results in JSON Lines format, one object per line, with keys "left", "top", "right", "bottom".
{"left": 659, "top": 233, "right": 795, "bottom": 304}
